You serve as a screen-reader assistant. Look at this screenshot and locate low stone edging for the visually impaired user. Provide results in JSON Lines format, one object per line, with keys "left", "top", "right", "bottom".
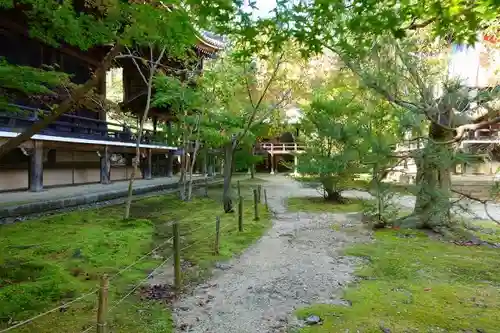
{"left": 0, "top": 177, "right": 221, "bottom": 219}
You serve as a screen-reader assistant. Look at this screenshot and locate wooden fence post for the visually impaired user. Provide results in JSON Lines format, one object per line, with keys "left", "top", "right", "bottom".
{"left": 257, "top": 185, "right": 262, "bottom": 203}
{"left": 214, "top": 216, "right": 221, "bottom": 254}
{"left": 97, "top": 275, "right": 109, "bottom": 333}
{"left": 173, "top": 222, "right": 181, "bottom": 291}
{"left": 253, "top": 189, "right": 260, "bottom": 221}
{"left": 238, "top": 196, "right": 243, "bottom": 232}
{"left": 264, "top": 189, "right": 268, "bottom": 211}
{"left": 204, "top": 176, "right": 209, "bottom": 197}
{"left": 237, "top": 180, "right": 241, "bottom": 198}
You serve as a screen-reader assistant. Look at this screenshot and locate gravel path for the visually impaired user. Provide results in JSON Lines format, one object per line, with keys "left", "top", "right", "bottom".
{"left": 172, "top": 176, "right": 370, "bottom": 332}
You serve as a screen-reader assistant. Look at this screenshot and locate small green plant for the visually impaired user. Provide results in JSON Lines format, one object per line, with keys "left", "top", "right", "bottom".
{"left": 362, "top": 182, "right": 401, "bottom": 228}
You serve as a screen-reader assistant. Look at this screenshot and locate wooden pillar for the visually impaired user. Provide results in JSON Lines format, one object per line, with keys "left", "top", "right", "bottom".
{"left": 166, "top": 150, "right": 174, "bottom": 177}
{"left": 212, "top": 156, "right": 217, "bottom": 175}
{"left": 29, "top": 140, "right": 43, "bottom": 192}
{"left": 206, "top": 153, "right": 213, "bottom": 176}
{"left": 100, "top": 146, "right": 111, "bottom": 184}
{"left": 143, "top": 148, "right": 152, "bottom": 180}
{"left": 202, "top": 151, "right": 208, "bottom": 176}
{"left": 270, "top": 153, "right": 275, "bottom": 175}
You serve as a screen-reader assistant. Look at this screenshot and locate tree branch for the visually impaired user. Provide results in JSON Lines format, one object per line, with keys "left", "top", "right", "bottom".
{"left": 451, "top": 188, "right": 500, "bottom": 225}
{"left": 236, "top": 52, "right": 285, "bottom": 145}
{"left": 403, "top": 17, "right": 436, "bottom": 30}
{"left": 244, "top": 65, "right": 256, "bottom": 109}
{"left": 445, "top": 115, "right": 500, "bottom": 144}
{"left": 125, "top": 47, "right": 148, "bottom": 85}
{"left": 335, "top": 50, "right": 421, "bottom": 113}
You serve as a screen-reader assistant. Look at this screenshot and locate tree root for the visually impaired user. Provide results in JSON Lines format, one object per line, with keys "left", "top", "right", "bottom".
{"left": 392, "top": 213, "right": 424, "bottom": 229}
{"left": 392, "top": 214, "right": 500, "bottom": 248}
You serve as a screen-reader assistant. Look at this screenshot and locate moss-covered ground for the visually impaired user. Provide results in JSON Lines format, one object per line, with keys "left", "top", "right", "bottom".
{"left": 0, "top": 177, "right": 270, "bottom": 333}
{"left": 293, "top": 200, "right": 500, "bottom": 332}
{"left": 287, "top": 197, "right": 369, "bottom": 213}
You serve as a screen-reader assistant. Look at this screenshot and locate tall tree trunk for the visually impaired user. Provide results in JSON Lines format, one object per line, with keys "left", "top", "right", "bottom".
{"left": 222, "top": 143, "right": 234, "bottom": 213}
{"left": 372, "top": 163, "right": 383, "bottom": 222}
{"left": 179, "top": 152, "right": 188, "bottom": 200}
{"left": 123, "top": 46, "right": 166, "bottom": 219}
{"left": 187, "top": 141, "right": 200, "bottom": 201}
{"left": 250, "top": 145, "right": 256, "bottom": 179}
{"left": 124, "top": 83, "right": 152, "bottom": 219}
{"left": 399, "top": 124, "right": 453, "bottom": 230}
{"left": 0, "top": 44, "right": 121, "bottom": 158}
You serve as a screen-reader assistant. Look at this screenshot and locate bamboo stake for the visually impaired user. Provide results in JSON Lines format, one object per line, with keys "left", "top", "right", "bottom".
{"left": 96, "top": 275, "right": 109, "bottom": 333}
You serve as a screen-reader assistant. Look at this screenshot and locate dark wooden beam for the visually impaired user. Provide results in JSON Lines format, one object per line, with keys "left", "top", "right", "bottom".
{"left": 100, "top": 146, "right": 111, "bottom": 184}
{"left": 29, "top": 140, "right": 43, "bottom": 192}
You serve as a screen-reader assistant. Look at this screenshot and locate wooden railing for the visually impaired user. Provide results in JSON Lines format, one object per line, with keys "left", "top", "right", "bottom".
{"left": 395, "top": 142, "right": 425, "bottom": 151}
{"left": 259, "top": 142, "right": 306, "bottom": 152}
{"left": 0, "top": 104, "right": 169, "bottom": 146}
{"left": 396, "top": 129, "right": 500, "bottom": 150}
{"left": 464, "top": 129, "right": 500, "bottom": 141}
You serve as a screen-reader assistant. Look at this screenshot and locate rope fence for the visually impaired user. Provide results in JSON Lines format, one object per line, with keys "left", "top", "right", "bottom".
{"left": 1, "top": 184, "right": 268, "bottom": 333}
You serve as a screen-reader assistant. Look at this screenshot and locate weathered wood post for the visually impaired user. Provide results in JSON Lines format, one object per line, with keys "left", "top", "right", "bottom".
{"left": 173, "top": 222, "right": 181, "bottom": 291}
{"left": 257, "top": 185, "right": 262, "bottom": 203}
{"left": 264, "top": 189, "right": 269, "bottom": 211}
{"left": 96, "top": 274, "right": 109, "bottom": 333}
{"left": 253, "top": 189, "right": 260, "bottom": 221}
{"left": 214, "top": 216, "right": 221, "bottom": 254}
{"left": 238, "top": 196, "right": 243, "bottom": 232}
{"left": 237, "top": 180, "right": 241, "bottom": 198}
{"left": 204, "top": 176, "right": 209, "bottom": 197}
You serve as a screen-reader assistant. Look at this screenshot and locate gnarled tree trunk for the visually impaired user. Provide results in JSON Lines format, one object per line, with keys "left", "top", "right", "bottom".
{"left": 398, "top": 124, "right": 453, "bottom": 230}
{"left": 321, "top": 176, "right": 344, "bottom": 203}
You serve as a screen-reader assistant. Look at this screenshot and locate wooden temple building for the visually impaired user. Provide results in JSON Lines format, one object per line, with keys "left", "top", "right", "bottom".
{"left": 0, "top": 9, "right": 225, "bottom": 192}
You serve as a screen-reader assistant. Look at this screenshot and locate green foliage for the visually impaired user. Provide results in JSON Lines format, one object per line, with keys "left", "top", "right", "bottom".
{"left": 362, "top": 183, "right": 401, "bottom": 228}
{"left": 199, "top": 54, "right": 263, "bottom": 147}
{"left": 297, "top": 74, "right": 401, "bottom": 197}
{"left": 236, "top": 0, "right": 498, "bottom": 59}
{"left": 295, "top": 230, "right": 500, "bottom": 332}
{"left": 298, "top": 95, "right": 366, "bottom": 193}
{"left": 0, "top": 59, "right": 71, "bottom": 110}
{"left": 154, "top": 75, "right": 204, "bottom": 113}
{"left": 1, "top": 0, "right": 237, "bottom": 52}
{"left": 197, "top": 54, "right": 266, "bottom": 149}
{"left": 233, "top": 147, "right": 263, "bottom": 171}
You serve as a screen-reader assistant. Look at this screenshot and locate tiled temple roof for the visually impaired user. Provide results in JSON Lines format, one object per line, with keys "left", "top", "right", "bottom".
{"left": 196, "top": 30, "right": 226, "bottom": 57}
